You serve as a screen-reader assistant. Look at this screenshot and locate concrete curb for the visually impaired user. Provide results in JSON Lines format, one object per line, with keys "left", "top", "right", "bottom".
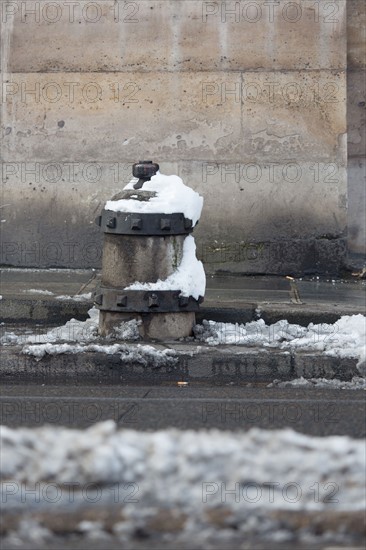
{"left": 1, "top": 296, "right": 363, "bottom": 327}
{"left": 0, "top": 345, "right": 360, "bottom": 384}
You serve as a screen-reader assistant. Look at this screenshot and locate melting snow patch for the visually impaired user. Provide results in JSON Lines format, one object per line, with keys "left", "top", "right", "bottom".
{"left": 22, "top": 343, "right": 87, "bottom": 358}
{"left": 106, "top": 171, "right": 203, "bottom": 226}
{"left": 269, "top": 376, "right": 366, "bottom": 390}
{"left": 111, "top": 319, "right": 141, "bottom": 340}
{"left": 22, "top": 289, "right": 54, "bottom": 295}
{"left": 126, "top": 235, "right": 205, "bottom": 299}
{"left": 194, "top": 315, "right": 366, "bottom": 371}
{"left": 1, "top": 308, "right": 139, "bottom": 346}
{"left": 0, "top": 307, "right": 100, "bottom": 345}
{"left": 55, "top": 292, "right": 92, "bottom": 301}
{"left": 22, "top": 342, "right": 177, "bottom": 366}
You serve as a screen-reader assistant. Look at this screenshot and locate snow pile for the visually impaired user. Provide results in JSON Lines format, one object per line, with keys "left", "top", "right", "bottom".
{"left": 1, "top": 306, "right": 175, "bottom": 366}
{"left": 0, "top": 331, "right": 24, "bottom": 345}
{"left": 1, "top": 422, "right": 364, "bottom": 515}
{"left": 0, "top": 308, "right": 100, "bottom": 346}
{"left": 22, "top": 342, "right": 177, "bottom": 366}
{"left": 126, "top": 235, "right": 205, "bottom": 299}
{"left": 269, "top": 376, "right": 366, "bottom": 390}
{"left": 1, "top": 424, "right": 364, "bottom": 542}
{"left": 194, "top": 315, "right": 366, "bottom": 369}
{"left": 1, "top": 308, "right": 141, "bottom": 347}
{"left": 105, "top": 172, "right": 203, "bottom": 226}
{"left": 2, "top": 308, "right": 174, "bottom": 364}
{"left": 34, "top": 306, "right": 99, "bottom": 343}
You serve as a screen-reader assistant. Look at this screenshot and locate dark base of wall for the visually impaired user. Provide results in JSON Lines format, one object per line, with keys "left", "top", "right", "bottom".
{"left": 199, "top": 238, "right": 348, "bottom": 276}
{"left": 0, "top": 233, "right": 349, "bottom": 276}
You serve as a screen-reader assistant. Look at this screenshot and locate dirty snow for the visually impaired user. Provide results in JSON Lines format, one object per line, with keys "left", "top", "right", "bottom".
{"left": 111, "top": 318, "right": 141, "bottom": 340}
{"left": 126, "top": 235, "right": 205, "bottom": 299}
{"left": 1, "top": 422, "right": 364, "bottom": 515}
{"left": 194, "top": 315, "right": 366, "bottom": 370}
{"left": 1, "top": 308, "right": 139, "bottom": 346}
{"left": 105, "top": 172, "right": 203, "bottom": 226}
{"left": 0, "top": 308, "right": 173, "bottom": 365}
{"left": 22, "top": 289, "right": 54, "bottom": 296}
{"left": 1, "top": 311, "right": 365, "bottom": 374}
{"left": 269, "top": 376, "right": 366, "bottom": 390}
{"left": 55, "top": 292, "right": 92, "bottom": 301}
{"left": 22, "top": 342, "right": 177, "bottom": 366}
{"left": 1, "top": 307, "right": 100, "bottom": 346}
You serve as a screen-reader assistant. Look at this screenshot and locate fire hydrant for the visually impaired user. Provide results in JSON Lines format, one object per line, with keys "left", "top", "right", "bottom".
{"left": 94, "top": 161, "right": 205, "bottom": 340}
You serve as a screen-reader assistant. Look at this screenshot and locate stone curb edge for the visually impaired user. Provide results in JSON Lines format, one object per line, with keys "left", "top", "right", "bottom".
{"left": 1, "top": 297, "right": 363, "bottom": 326}
{"left": 0, "top": 347, "right": 360, "bottom": 384}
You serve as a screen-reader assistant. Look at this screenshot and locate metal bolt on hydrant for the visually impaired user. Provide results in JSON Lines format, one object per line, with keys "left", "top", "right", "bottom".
{"left": 94, "top": 161, "right": 205, "bottom": 340}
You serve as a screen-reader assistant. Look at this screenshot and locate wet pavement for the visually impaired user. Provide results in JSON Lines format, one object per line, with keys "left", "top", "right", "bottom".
{"left": 1, "top": 269, "right": 365, "bottom": 326}
{"left": 1, "top": 269, "right": 365, "bottom": 305}
{"left": 207, "top": 274, "right": 366, "bottom": 307}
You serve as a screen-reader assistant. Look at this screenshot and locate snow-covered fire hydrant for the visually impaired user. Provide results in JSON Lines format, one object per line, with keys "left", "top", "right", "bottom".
{"left": 94, "top": 161, "right": 205, "bottom": 339}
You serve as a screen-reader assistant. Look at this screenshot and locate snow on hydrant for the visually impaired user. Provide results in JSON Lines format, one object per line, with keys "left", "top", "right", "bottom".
{"left": 94, "top": 161, "right": 205, "bottom": 340}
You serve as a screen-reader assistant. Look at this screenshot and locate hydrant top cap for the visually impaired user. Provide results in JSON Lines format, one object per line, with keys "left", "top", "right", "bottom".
{"left": 133, "top": 161, "right": 159, "bottom": 181}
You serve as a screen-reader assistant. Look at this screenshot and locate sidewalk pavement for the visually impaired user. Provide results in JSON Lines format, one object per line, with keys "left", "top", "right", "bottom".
{"left": 0, "top": 269, "right": 365, "bottom": 384}
{"left": 1, "top": 268, "right": 365, "bottom": 326}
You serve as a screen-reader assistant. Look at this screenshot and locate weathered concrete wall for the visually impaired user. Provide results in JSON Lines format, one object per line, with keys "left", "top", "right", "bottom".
{"left": 347, "top": 0, "right": 366, "bottom": 259}
{"left": 0, "top": 1, "right": 350, "bottom": 274}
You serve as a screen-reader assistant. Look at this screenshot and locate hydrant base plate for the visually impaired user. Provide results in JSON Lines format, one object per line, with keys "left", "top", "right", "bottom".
{"left": 95, "top": 288, "right": 203, "bottom": 313}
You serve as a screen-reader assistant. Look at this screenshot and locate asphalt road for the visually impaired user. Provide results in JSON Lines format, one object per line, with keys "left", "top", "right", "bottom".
{"left": 1, "top": 383, "right": 365, "bottom": 437}
{"left": 1, "top": 382, "right": 365, "bottom": 550}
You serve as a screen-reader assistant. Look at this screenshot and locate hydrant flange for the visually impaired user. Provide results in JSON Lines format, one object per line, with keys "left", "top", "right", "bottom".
{"left": 96, "top": 211, "right": 193, "bottom": 236}
{"left": 95, "top": 288, "right": 203, "bottom": 313}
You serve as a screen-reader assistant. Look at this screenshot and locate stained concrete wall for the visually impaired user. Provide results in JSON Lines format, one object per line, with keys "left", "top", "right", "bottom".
{"left": 0, "top": 0, "right": 354, "bottom": 274}
{"left": 347, "top": 0, "right": 366, "bottom": 260}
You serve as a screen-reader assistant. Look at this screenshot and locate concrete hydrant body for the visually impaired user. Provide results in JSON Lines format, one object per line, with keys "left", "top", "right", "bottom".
{"left": 95, "top": 162, "right": 205, "bottom": 340}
